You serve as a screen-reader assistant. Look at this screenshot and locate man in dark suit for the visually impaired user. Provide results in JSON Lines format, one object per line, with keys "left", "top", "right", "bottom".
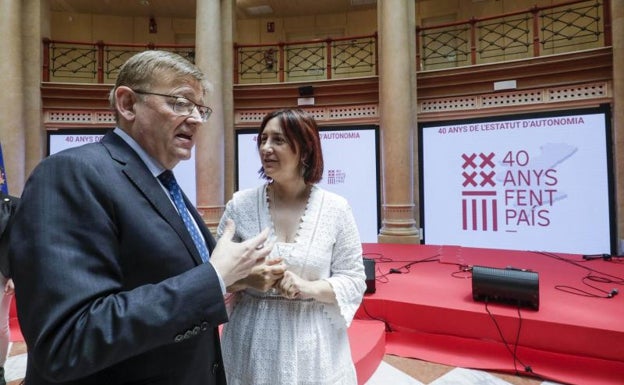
{"left": 6, "top": 50, "right": 272, "bottom": 385}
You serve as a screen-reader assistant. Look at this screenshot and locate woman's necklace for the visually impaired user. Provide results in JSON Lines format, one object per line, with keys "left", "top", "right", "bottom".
{"left": 268, "top": 183, "right": 311, "bottom": 243}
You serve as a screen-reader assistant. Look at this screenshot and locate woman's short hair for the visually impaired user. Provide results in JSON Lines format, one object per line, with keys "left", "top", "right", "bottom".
{"left": 257, "top": 108, "right": 324, "bottom": 184}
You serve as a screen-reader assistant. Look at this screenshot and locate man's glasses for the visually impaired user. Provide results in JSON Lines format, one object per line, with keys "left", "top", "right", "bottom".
{"left": 132, "top": 89, "right": 212, "bottom": 122}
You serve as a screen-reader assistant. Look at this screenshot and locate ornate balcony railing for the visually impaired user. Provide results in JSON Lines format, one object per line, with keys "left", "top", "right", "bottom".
{"left": 417, "top": 0, "right": 609, "bottom": 70}
{"left": 42, "top": 40, "right": 195, "bottom": 84}
{"left": 41, "top": 0, "right": 608, "bottom": 84}
{"left": 233, "top": 34, "right": 378, "bottom": 84}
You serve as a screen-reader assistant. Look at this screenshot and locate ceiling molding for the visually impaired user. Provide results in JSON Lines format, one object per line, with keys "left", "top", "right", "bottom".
{"left": 49, "top": 0, "right": 377, "bottom": 20}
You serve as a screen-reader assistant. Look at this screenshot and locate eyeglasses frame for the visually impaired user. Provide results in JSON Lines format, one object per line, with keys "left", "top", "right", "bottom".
{"left": 132, "top": 89, "right": 212, "bottom": 122}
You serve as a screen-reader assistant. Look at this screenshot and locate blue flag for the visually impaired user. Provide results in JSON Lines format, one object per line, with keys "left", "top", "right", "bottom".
{"left": 0, "top": 143, "right": 7, "bottom": 194}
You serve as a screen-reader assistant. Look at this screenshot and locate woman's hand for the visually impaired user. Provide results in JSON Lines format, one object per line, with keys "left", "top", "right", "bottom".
{"left": 277, "top": 270, "right": 305, "bottom": 299}
{"left": 277, "top": 271, "right": 337, "bottom": 303}
{"left": 227, "top": 258, "right": 285, "bottom": 293}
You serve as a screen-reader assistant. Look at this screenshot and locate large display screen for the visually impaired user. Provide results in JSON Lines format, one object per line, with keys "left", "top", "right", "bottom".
{"left": 419, "top": 105, "right": 615, "bottom": 255}
{"left": 47, "top": 129, "right": 197, "bottom": 205}
{"left": 236, "top": 126, "right": 380, "bottom": 242}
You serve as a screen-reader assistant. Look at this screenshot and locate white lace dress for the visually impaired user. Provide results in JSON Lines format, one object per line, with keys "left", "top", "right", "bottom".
{"left": 216, "top": 184, "right": 366, "bottom": 385}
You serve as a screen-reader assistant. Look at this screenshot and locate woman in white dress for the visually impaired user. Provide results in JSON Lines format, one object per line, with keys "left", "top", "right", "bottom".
{"left": 217, "top": 108, "right": 366, "bottom": 385}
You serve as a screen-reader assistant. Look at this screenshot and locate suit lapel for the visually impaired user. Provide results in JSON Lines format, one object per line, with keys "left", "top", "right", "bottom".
{"left": 101, "top": 132, "right": 205, "bottom": 265}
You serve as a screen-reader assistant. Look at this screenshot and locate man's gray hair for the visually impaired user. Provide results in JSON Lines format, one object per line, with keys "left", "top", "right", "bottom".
{"left": 109, "top": 50, "right": 208, "bottom": 119}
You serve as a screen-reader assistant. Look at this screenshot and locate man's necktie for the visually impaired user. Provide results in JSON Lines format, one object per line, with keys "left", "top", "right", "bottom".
{"left": 158, "top": 170, "right": 210, "bottom": 263}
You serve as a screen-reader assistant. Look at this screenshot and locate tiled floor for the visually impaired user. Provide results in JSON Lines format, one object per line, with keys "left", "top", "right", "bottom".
{"left": 367, "top": 355, "right": 564, "bottom": 385}
{"left": 5, "top": 342, "right": 27, "bottom": 385}
{"left": 4, "top": 341, "right": 563, "bottom": 385}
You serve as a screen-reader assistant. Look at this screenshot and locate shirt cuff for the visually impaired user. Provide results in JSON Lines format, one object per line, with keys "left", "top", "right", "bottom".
{"left": 211, "top": 263, "right": 226, "bottom": 294}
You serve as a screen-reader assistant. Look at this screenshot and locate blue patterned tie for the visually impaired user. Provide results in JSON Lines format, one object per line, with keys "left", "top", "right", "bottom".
{"left": 158, "top": 170, "right": 209, "bottom": 262}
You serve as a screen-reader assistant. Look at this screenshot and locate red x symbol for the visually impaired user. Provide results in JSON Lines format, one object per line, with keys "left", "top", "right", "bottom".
{"left": 480, "top": 171, "right": 495, "bottom": 187}
{"left": 462, "top": 171, "right": 477, "bottom": 187}
{"left": 479, "top": 152, "right": 495, "bottom": 168}
{"left": 462, "top": 153, "right": 477, "bottom": 169}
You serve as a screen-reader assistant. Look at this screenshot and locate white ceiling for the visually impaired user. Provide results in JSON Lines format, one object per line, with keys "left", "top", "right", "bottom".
{"left": 49, "top": 0, "right": 378, "bottom": 20}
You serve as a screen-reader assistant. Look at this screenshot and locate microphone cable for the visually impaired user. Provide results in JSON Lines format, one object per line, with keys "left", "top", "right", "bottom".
{"left": 484, "top": 301, "right": 546, "bottom": 380}
{"left": 387, "top": 254, "right": 441, "bottom": 274}
{"left": 534, "top": 251, "right": 623, "bottom": 299}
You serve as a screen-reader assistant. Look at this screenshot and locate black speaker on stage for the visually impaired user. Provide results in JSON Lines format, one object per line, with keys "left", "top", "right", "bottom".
{"left": 363, "top": 258, "right": 376, "bottom": 294}
{"left": 472, "top": 265, "right": 539, "bottom": 310}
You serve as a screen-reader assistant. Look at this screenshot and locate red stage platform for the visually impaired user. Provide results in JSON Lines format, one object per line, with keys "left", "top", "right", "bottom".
{"left": 348, "top": 319, "right": 386, "bottom": 385}
{"left": 9, "top": 243, "right": 624, "bottom": 385}
{"left": 354, "top": 243, "right": 624, "bottom": 385}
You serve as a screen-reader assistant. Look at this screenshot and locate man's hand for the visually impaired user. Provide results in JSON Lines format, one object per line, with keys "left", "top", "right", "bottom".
{"left": 210, "top": 219, "right": 273, "bottom": 288}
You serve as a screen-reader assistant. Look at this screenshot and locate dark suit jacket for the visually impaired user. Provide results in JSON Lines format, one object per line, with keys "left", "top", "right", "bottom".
{"left": 0, "top": 193, "right": 19, "bottom": 277}
{"left": 8, "top": 131, "right": 228, "bottom": 385}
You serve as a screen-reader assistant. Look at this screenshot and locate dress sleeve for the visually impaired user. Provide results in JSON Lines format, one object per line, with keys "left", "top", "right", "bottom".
{"left": 217, "top": 186, "right": 263, "bottom": 242}
{"left": 217, "top": 198, "right": 243, "bottom": 242}
{"left": 325, "top": 201, "right": 366, "bottom": 327}
{"left": 216, "top": 200, "right": 232, "bottom": 240}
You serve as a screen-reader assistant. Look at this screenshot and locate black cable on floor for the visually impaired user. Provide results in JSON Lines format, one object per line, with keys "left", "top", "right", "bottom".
{"left": 484, "top": 300, "right": 547, "bottom": 381}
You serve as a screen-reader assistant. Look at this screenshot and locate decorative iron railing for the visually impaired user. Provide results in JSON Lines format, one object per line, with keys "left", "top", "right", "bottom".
{"left": 416, "top": 0, "right": 609, "bottom": 70}
{"left": 41, "top": 0, "right": 608, "bottom": 84}
{"left": 233, "top": 34, "right": 378, "bottom": 84}
{"left": 42, "top": 40, "right": 195, "bottom": 84}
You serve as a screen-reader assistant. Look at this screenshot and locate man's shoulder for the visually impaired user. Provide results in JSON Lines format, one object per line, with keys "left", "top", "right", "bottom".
{"left": 36, "top": 132, "right": 125, "bottom": 173}
{"left": 0, "top": 194, "right": 19, "bottom": 206}
{"left": 0, "top": 193, "right": 19, "bottom": 237}
{"left": 45, "top": 131, "right": 118, "bottom": 161}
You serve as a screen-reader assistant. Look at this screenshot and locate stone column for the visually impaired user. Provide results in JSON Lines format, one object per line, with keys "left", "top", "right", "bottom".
{"left": 377, "top": 0, "right": 420, "bottom": 243}
{"left": 0, "top": 0, "right": 25, "bottom": 195}
{"left": 23, "top": 0, "right": 45, "bottom": 180}
{"left": 195, "top": 0, "right": 226, "bottom": 230}
{"left": 612, "top": 0, "right": 624, "bottom": 253}
{"left": 222, "top": 0, "right": 236, "bottom": 201}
